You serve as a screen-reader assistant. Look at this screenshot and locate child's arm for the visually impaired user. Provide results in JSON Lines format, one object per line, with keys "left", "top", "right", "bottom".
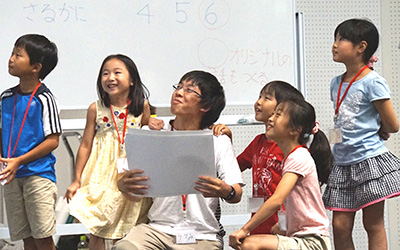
{"left": 212, "top": 123, "right": 232, "bottom": 141}
{"left": 0, "top": 133, "right": 59, "bottom": 183}
{"left": 64, "top": 102, "right": 96, "bottom": 202}
{"left": 229, "top": 172, "right": 298, "bottom": 247}
{"left": 141, "top": 100, "right": 151, "bottom": 127}
{"left": 373, "top": 99, "right": 399, "bottom": 134}
{"left": 142, "top": 100, "right": 164, "bottom": 130}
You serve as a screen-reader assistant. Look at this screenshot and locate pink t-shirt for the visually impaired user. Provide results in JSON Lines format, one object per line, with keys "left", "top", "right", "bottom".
{"left": 283, "top": 147, "right": 330, "bottom": 237}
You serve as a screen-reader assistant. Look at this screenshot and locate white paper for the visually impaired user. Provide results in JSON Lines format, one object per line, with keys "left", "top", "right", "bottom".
{"left": 125, "top": 128, "right": 216, "bottom": 197}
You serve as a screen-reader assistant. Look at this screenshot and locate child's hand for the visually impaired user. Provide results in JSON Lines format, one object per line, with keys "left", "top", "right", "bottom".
{"left": 378, "top": 127, "right": 390, "bottom": 140}
{"left": 229, "top": 228, "right": 249, "bottom": 250}
{"left": 148, "top": 117, "right": 164, "bottom": 130}
{"left": 271, "top": 222, "right": 286, "bottom": 235}
{"left": 0, "top": 157, "right": 21, "bottom": 184}
{"left": 64, "top": 181, "right": 81, "bottom": 203}
{"left": 211, "top": 124, "right": 232, "bottom": 140}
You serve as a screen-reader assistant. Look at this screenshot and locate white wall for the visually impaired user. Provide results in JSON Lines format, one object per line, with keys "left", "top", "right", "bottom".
{"left": 1, "top": 1, "right": 400, "bottom": 249}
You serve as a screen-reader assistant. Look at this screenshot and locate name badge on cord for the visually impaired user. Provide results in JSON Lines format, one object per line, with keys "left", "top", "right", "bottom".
{"left": 278, "top": 208, "right": 287, "bottom": 231}
{"left": 175, "top": 227, "right": 196, "bottom": 244}
{"left": 329, "top": 127, "right": 343, "bottom": 144}
{"left": 248, "top": 196, "right": 264, "bottom": 213}
{"left": 117, "top": 157, "right": 129, "bottom": 173}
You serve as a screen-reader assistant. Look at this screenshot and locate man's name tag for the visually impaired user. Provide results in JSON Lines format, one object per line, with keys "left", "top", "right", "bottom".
{"left": 176, "top": 228, "right": 196, "bottom": 244}
{"left": 248, "top": 196, "right": 264, "bottom": 213}
{"left": 117, "top": 158, "right": 129, "bottom": 173}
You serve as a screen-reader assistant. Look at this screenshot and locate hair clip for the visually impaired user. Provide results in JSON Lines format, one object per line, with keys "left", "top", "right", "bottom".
{"left": 368, "top": 55, "right": 378, "bottom": 68}
{"left": 312, "top": 121, "right": 320, "bottom": 134}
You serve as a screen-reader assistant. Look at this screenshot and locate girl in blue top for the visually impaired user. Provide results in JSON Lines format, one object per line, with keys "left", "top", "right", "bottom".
{"left": 322, "top": 18, "right": 400, "bottom": 250}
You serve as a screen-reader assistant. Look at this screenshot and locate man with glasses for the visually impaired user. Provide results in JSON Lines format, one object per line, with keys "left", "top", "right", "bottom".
{"left": 113, "top": 70, "right": 243, "bottom": 250}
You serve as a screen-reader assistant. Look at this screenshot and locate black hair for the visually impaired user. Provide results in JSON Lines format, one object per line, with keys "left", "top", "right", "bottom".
{"left": 14, "top": 34, "right": 58, "bottom": 80}
{"left": 261, "top": 80, "right": 304, "bottom": 104}
{"left": 280, "top": 99, "right": 332, "bottom": 184}
{"left": 334, "top": 18, "right": 379, "bottom": 65}
{"left": 178, "top": 70, "right": 225, "bottom": 129}
{"left": 97, "top": 54, "right": 149, "bottom": 117}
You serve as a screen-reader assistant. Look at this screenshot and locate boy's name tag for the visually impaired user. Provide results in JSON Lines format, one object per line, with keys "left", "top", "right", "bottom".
{"left": 176, "top": 227, "right": 196, "bottom": 244}
{"left": 329, "top": 127, "right": 343, "bottom": 144}
{"left": 248, "top": 196, "right": 264, "bottom": 213}
{"left": 117, "top": 158, "right": 129, "bottom": 173}
{"left": 0, "top": 162, "right": 8, "bottom": 185}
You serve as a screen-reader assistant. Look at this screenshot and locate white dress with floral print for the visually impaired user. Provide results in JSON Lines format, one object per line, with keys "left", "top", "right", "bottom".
{"left": 69, "top": 100, "right": 152, "bottom": 238}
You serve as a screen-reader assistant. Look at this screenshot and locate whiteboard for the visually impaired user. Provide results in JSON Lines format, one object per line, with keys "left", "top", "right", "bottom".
{"left": 0, "top": 0, "right": 296, "bottom": 109}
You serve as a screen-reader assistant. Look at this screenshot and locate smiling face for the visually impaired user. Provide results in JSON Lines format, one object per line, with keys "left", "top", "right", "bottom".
{"left": 170, "top": 80, "right": 203, "bottom": 117}
{"left": 254, "top": 90, "right": 277, "bottom": 125}
{"left": 266, "top": 102, "right": 293, "bottom": 145}
{"left": 101, "top": 58, "right": 133, "bottom": 103}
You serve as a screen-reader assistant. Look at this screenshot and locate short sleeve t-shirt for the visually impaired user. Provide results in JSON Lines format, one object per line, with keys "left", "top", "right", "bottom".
{"left": 283, "top": 147, "right": 329, "bottom": 237}
{"left": 331, "top": 71, "right": 390, "bottom": 165}
{"left": 0, "top": 84, "right": 62, "bottom": 182}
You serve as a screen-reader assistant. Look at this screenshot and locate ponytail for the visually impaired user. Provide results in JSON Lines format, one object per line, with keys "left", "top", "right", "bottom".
{"left": 283, "top": 98, "right": 333, "bottom": 185}
{"left": 309, "top": 130, "right": 332, "bottom": 185}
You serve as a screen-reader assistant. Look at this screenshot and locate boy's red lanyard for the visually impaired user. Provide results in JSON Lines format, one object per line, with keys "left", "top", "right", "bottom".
{"left": 335, "top": 65, "right": 368, "bottom": 115}
{"left": 253, "top": 141, "right": 277, "bottom": 197}
{"left": 110, "top": 101, "right": 129, "bottom": 151}
{"left": 7, "top": 82, "right": 41, "bottom": 158}
{"left": 171, "top": 121, "right": 189, "bottom": 219}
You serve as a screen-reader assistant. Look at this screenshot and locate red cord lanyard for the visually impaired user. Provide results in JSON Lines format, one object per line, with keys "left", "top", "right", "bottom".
{"left": 335, "top": 65, "right": 368, "bottom": 116}
{"left": 171, "top": 121, "right": 189, "bottom": 220}
{"left": 182, "top": 194, "right": 188, "bottom": 219}
{"left": 7, "top": 82, "right": 41, "bottom": 158}
{"left": 110, "top": 101, "right": 129, "bottom": 153}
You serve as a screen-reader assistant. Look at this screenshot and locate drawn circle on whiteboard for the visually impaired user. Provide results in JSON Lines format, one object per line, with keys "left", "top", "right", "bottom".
{"left": 199, "top": 0, "right": 230, "bottom": 30}
{"left": 198, "top": 38, "right": 229, "bottom": 68}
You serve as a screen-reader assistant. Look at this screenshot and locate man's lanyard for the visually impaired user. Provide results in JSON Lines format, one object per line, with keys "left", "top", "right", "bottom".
{"left": 335, "top": 65, "right": 368, "bottom": 115}
{"left": 171, "top": 121, "right": 189, "bottom": 220}
{"left": 181, "top": 194, "right": 187, "bottom": 219}
{"left": 110, "top": 101, "right": 129, "bottom": 152}
{"left": 7, "top": 82, "right": 41, "bottom": 158}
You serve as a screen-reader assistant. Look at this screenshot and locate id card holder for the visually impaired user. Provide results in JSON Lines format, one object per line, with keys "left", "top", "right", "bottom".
{"left": 277, "top": 208, "right": 287, "bottom": 231}
{"left": 175, "top": 227, "right": 196, "bottom": 244}
{"left": 117, "top": 157, "right": 129, "bottom": 173}
{"left": 329, "top": 127, "right": 343, "bottom": 144}
{"left": 248, "top": 196, "right": 264, "bottom": 213}
{"left": 0, "top": 161, "right": 8, "bottom": 185}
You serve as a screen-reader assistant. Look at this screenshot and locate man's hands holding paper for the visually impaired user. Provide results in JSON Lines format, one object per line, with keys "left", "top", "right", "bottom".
{"left": 195, "top": 176, "right": 241, "bottom": 203}
{"left": 117, "top": 169, "right": 148, "bottom": 201}
{"left": 118, "top": 170, "right": 241, "bottom": 203}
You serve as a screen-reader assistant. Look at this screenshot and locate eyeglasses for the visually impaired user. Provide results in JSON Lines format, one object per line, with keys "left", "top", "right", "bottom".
{"left": 172, "top": 84, "right": 202, "bottom": 98}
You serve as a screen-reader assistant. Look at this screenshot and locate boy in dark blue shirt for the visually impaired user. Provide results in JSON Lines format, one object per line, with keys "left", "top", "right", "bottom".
{"left": 0, "top": 34, "right": 62, "bottom": 250}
